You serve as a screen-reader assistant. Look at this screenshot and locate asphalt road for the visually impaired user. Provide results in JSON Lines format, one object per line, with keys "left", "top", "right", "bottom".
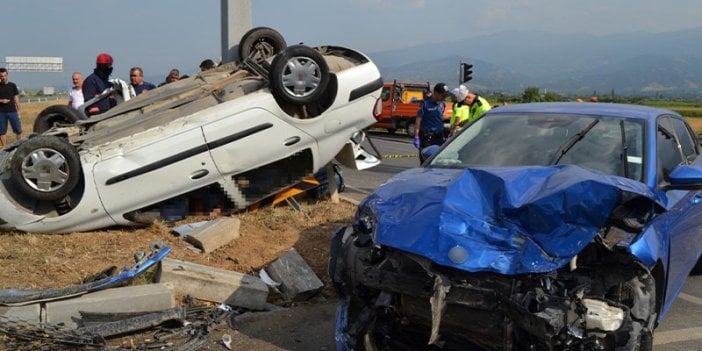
{"left": 340, "top": 131, "right": 702, "bottom": 350}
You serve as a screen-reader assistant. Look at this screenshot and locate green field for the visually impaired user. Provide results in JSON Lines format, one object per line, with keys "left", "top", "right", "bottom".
{"left": 643, "top": 101, "right": 702, "bottom": 118}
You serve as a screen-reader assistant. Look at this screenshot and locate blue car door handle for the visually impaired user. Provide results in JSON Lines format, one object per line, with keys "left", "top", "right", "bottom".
{"left": 690, "top": 193, "right": 702, "bottom": 205}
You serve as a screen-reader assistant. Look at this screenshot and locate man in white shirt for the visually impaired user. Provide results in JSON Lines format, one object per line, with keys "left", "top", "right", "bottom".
{"left": 68, "top": 72, "right": 84, "bottom": 109}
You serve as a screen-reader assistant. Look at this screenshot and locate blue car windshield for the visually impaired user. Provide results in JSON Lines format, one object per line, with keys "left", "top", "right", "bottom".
{"left": 429, "top": 113, "right": 645, "bottom": 181}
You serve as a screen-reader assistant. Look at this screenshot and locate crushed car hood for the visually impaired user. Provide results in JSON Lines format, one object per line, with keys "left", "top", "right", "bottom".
{"left": 363, "top": 165, "right": 664, "bottom": 274}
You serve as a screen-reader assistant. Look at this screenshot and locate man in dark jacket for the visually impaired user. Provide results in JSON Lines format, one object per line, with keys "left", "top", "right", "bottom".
{"left": 414, "top": 83, "right": 449, "bottom": 161}
{"left": 0, "top": 67, "right": 22, "bottom": 146}
{"left": 82, "top": 53, "right": 114, "bottom": 116}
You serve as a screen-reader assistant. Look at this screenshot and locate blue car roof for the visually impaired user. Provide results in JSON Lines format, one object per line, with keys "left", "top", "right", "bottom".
{"left": 487, "top": 102, "right": 680, "bottom": 121}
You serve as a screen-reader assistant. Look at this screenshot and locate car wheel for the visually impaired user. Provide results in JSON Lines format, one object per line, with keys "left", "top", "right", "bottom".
{"left": 269, "top": 45, "right": 330, "bottom": 106}
{"left": 406, "top": 123, "right": 416, "bottom": 137}
{"left": 33, "top": 105, "right": 84, "bottom": 134}
{"left": 238, "top": 27, "right": 287, "bottom": 65}
{"left": 691, "top": 256, "right": 702, "bottom": 275}
{"left": 10, "top": 136, "right": 81, "bottom": 202}
{"left": 386, "top": 128, "right": 396, "bottom": 134}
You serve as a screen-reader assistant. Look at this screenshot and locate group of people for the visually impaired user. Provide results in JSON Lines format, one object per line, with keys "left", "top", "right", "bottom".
{"left": 0, "top": 54, "right": 216, "bottom": 147}
{"left": 68, "top": 54, "right": 218, "bottom": 116}
{"left": 414, "top": 82, "right": 491, "bottom": 159}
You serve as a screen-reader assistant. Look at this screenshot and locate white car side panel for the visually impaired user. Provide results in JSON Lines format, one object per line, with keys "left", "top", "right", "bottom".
{"left": 92, "top": 128, "right": 221, "bottom": 223}
{"left": 202, "top": 107, "right": 317, "bottom": 176}
{"left": 0, "top": 164, "right": 116, "bottom": 233}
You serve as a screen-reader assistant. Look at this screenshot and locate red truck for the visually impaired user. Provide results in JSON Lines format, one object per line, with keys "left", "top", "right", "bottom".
{"left": 373, "top": 80, "right": 452, "bottom": 137}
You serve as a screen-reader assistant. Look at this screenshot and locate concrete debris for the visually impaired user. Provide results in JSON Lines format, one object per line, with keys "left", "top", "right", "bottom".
{"left": 158, "top": 258, "right": 269, "bottom": 310}
{"left": 182, "top": 217, "right": 241, "bottom": 253}
{"left": 266, "top": 248, "right": 323, "bottom": 302}
{"left": 45, "top": 284, "right": 175, "bottom": 329}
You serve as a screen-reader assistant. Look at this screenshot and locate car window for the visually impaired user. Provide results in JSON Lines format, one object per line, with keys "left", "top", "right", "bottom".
{"left": 380, "top": 87, "right": 390, "bottom": 102}
{"left": 429, "top": 113, "right": 644, "bottom": 181}
{"left": 657, "top": 116, "right": 685, "bottom": 184}
{"left": 669, "top": 116, "right": 699, "bottom": 163}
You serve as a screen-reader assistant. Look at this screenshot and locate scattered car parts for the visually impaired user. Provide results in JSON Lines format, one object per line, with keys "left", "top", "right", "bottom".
{"left": 0, "top": 243, "right": 170, "bottom": 305}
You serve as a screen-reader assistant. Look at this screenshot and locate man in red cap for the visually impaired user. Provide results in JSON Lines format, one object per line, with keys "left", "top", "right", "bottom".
{"left": 82, "top": 53, "right": 114, "bottom": 116}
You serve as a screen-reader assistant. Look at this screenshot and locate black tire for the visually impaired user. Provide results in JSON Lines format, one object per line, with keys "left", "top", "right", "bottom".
{"left": 10, "top": 136, "right": 81, "bottom": 202}
{"left": 386, "top": 128, "right": 396, "bottom": 134}
{"left": 33, "top": 105, "right": 84, "bottom": 133}
{"left": 691, "top": 256, "right": 702, "bottom": 275}
{"left": 238, "top": 27, "right": 287, "bottom": 64}
{"left": 270, "top": 45, "right": 330, "bottom": 106}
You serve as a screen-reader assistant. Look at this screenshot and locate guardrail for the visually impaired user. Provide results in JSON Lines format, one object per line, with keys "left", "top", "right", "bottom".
{"left": 20, "top": 95, "right": 67, "bottom": 103}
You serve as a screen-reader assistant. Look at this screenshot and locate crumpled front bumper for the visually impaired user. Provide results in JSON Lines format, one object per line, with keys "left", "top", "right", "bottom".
{"left": 330, "top": 225, "right": 650, "bottom": 351}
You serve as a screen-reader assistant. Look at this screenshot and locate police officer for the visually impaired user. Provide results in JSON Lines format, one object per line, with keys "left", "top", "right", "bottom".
{"left": 449, "top": 86, "right": 491, "bottom": 137}
{"left": 448, "top": 84, "right": 470, "bottom": 137}
{"left": 414, "top": 83, "right": 449, "bottom": 160}
{"left": 82, "top": 53, "right": 114, "bottom": 116}
{"left": 465, "top": 90, "right": 491, "bottom": 122}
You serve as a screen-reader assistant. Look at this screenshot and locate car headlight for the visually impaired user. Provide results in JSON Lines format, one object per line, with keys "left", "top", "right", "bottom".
{"left": 353, "top": 206, "right": 377, "bottom": 246}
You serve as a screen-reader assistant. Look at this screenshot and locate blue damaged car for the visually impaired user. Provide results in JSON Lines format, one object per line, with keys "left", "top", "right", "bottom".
{"left": 329, "top": 103, "right": 702, "bottom": 350}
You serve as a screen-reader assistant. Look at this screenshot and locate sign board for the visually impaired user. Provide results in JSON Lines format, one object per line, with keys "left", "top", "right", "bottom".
{"left": 5, "top": 56, "right": 63, "bottom": 72}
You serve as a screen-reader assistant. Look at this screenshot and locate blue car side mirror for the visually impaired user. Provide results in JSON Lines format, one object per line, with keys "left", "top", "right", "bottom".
{"left": 668, "top": 163, "right": 702, "bottom": 189}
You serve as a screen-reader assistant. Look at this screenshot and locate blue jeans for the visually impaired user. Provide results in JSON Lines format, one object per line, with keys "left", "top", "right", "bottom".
{"left": 0, "top": 111, "right": 22, "bottom": 134}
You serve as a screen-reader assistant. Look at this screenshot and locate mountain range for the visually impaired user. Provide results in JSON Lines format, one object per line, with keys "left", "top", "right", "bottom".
{"left": 368, "top": 28, "right": 702, "bottom": 98}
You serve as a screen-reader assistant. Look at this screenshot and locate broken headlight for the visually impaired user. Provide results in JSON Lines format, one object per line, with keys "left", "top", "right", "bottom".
{"left": 353, "top": 206, "right": 377, "bottom": 247}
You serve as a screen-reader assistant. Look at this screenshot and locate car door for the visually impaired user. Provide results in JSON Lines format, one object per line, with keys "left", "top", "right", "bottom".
{"left": 657, "top": 115, "right": 702, "bottom": 308}
{"left": 93, "top": 127, "right": 221, "bottom": 219}
{"left": 201, "top": 106, "right": 317, "bottom": 207}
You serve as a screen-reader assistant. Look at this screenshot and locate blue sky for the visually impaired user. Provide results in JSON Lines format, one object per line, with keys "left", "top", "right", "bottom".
{"left": 3, "top": 0, "right": 702, "bottom": 89}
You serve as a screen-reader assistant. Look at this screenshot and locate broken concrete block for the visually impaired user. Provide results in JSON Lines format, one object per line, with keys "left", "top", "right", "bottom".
{"left": 266, "top": 248, "right": 323, "bottom": 302}
{"left": 157, "top": 258, "right": 268, "bottom": 310}
{"left": 45, "top": 284, "right": 175, "bottom": 329}
{"left": 183, "top": 217, "right": 240, "bottom": 253}
{"left": 0, "top": 304, "right": 40, "bottom": 324}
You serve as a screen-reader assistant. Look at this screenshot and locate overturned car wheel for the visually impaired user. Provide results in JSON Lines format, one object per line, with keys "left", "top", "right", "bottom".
{"left": 33, "top": 105, "right": 84, "bottom": 134}
{"left": 269, "top": 45, "right": 330, "bottom": 106}
{"left": 238, "top": 26, "right": 287, "bottom": 65}
{"left": 10, "top": 136, "right": 81, "bottom": 202}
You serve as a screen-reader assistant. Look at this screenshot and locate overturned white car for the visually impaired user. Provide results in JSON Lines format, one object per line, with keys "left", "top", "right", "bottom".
{"left": 0, "top": 28, "right": 382, "bottom": 233}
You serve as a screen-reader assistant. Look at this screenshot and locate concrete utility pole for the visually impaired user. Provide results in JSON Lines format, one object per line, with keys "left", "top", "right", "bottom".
{"left": 221, "top": 0, "right": 252, "bottom": 64}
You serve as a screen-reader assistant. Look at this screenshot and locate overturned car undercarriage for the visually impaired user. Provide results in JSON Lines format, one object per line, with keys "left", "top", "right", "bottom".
{"left": 331, "top": 228, "right": 656, "bottom": 351}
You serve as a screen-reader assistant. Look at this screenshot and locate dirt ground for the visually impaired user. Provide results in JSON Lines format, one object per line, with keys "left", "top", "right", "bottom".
{"left": 0, "top": 199, "right": 355, "bottom": 350}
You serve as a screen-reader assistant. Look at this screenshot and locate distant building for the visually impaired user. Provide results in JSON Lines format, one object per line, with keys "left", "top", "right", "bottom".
{"left": 42, "top": 86, "right": 55, "bottom": 95}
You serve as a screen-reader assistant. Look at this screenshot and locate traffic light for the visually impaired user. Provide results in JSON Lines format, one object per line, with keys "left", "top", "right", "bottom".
{"left": 461, "top": 63, "right": 473, "bottom": 83}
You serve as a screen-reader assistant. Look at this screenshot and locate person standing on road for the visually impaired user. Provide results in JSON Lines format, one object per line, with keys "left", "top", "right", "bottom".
{"left": 465, "top": 90, "right": 492, "bottom": 122}
{"left": 68, "top": 72, "right": 84, "bottom": 109}
{"left": 448, "top": 85, "right": 470, "bottom": 137}
{"left": 82, "top": 53, "right": 115, "bottom": 116}
{"left": 448, "top": 86, "right": 491, "bottom": 137}
{"left": 0, "top": 68, "right": 23, "bottom": 147}
{"left": 414, "top": 83, "right": 449, "bottom": 160}
{"left": 129, "top": 67, "right": 156, "bottom": 95}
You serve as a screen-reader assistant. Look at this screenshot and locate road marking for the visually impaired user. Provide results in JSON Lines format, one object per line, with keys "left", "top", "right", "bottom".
{"left": 653, "top": 327, "right": 702, "bottom": 346}
{"left": 679, "top": 292, "right": 702, "bottom": 306}
{"left": 382, "top": 154, "right": 417, "bottom": 159}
